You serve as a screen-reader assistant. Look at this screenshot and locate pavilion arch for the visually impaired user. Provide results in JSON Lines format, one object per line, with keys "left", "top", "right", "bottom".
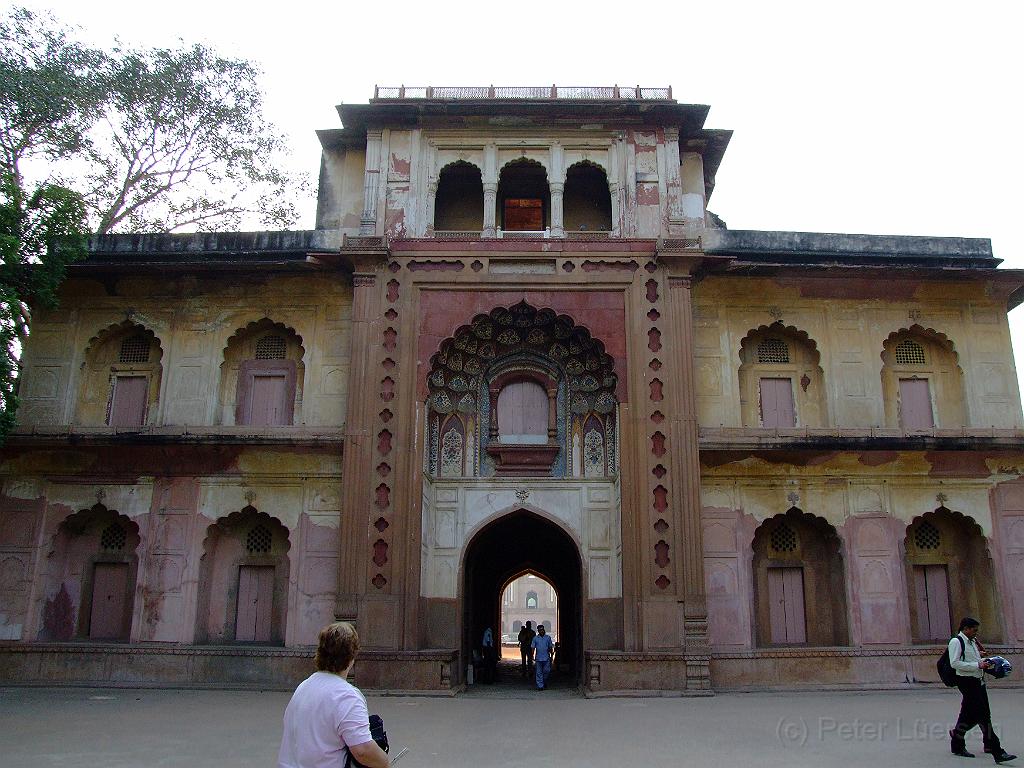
{"left": 751, "top": 507, "right": 849, "bottom": 647}
{"left": 425, "top": 301, "right": 618, "bottom": 478}
{"left": 903, "top": 507, "right": 1002, "bottom": 643}
{"left": 737, "top": 322, "right": 828, "bottom": 428}
{"left": 880, "top": 325, "right": 965, "bottom": 430}
{"left": 76, "top": 321, "right": 164, "bottom": 427}
{"left": 500, "top": 569, "right": 559, "bottom": 641}
{"left": 498, "top": 158, "right": 550, "bottom": 231}
{"left": 196, "top": 506, "right": 291, "bottom": 644}
{"left": 217, "top": 318, "right": 306, "bottom": 426}
{"left": 460, "top": 507, "right": 583, "bottom": 685}
{"left": 564, "top": 161, "right": 612, "bottom": 232}
{"left": 38, "top": 504, "right": 140, "bottom": 642}
{"left": 433, "top": 161, "right": 483, "bottom": 232}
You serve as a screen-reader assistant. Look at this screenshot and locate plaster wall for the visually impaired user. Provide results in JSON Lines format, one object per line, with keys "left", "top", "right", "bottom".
{"left": 691, "top": 277, "right": 1023, "bottom": 429}
{"left": 16, "top": 274, "right": 353, "bottom": 430}
{"left": 315, "top": 147, "right": 367, "bottom": 232}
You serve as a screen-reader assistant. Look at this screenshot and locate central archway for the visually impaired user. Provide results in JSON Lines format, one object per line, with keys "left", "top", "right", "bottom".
{"left": 461, "top": 509, "right": 583, "bottom": 686}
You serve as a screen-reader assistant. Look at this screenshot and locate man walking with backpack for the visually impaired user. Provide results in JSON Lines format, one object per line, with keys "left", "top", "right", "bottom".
{"left": 947, "top": 617, "right": 1016, "bottom": 763}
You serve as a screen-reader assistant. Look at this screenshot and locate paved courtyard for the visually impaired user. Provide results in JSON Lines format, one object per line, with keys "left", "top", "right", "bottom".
{"left": 0, "top": 683, "right": 1021, "bottom": 767}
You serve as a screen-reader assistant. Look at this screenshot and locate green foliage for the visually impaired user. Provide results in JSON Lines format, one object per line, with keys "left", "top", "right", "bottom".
{"left": 0, "top": 6, "right": 306, "bottom": 439}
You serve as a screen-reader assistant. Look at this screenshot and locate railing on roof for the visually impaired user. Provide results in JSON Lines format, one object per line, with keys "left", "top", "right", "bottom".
{"left": 373, "top": 85, "right": 673, "bottom": 101}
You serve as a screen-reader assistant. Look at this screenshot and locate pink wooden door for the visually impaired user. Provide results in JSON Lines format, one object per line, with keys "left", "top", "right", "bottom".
{"left": 247, "top": 374, "right": 288, "bottom": 426}
{"left": 767, "top": 566, "right": 807, "bottom": 643}
{"left": 236, "top": 565, "right": 274, "bottom": 642}
{"left": 89, "top": 562, "right": 129, "bottom": 640}
{"left": 108, "top": 376, "right": 148, "bottom": 427}
{"left": 913, "top": 564, "right": 951, "bottom": 640}
{"left": 497, "top": 381, "right": 548, "bottom": 442}
{"left": 760, "top": 378, "right": 796, "bottom": 428}
{"left": 899, "top": 378, "right": 934, "bottom": 430}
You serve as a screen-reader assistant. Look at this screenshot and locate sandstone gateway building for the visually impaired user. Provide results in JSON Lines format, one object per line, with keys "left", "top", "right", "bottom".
{"left": 2, "top": 86, "right": 1023, "bottom": 694}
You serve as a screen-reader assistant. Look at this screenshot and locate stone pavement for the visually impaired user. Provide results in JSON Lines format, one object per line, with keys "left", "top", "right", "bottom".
{"left": 0, "top": 683, "right": 1021, "bottom": 767}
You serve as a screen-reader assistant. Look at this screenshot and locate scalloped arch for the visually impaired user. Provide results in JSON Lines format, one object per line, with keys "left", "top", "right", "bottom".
{"left": 84, "top": 320, "right": 164, "bottom": 361}
{"left": 738, "top": 321, "right": 822, "bottom": 367}
{"left": 54, "top": 503, "right": 139, "bottom": 543}
{"left": 219, "top": 318, "right": 306, "bottom": 367}
{"left": 499, "top": 156, "right": 550, "bottom": 176}
{"left": 881, "top": 324, "right": 960, "bottom": 365}
{"left": 752, "top": 506, "right": 842, "bottom": 545}
{"left": 904, "top": 506, "right": 986, "bottom": 544}
{"left": 438, "top": 159, "right": 483, "bottom": 176}
{"left": 566, "top": 158, "right": 610, "bottom": 176}
{"left": 201, "top": 505, "right": 292, "bottom": 554}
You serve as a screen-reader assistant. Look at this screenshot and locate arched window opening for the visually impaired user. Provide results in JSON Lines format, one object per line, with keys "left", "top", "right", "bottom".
{"left": 497, "top": 380, "right": 549, "bottom": 444}
{"left": 498, "top": 160, "right": 549, "bottom": 231}
{"left": 77, "top": 322, "right": 163, "bottom": 428}
{"left": 564, "top": 162, "right": 612, "bottom": 232}
{"left": 881, "top": 328, "right": 964, "bottom": 431}
{"left": 526, "top": 590, "right": 538, "bottom": 608}
{"left": 752, "top": 509, "right": 848, "bottom": 647}
{"left": 434, "top": 162, "right": 483, "bottom": 232}
{"left": 738, "top": 325, "right": 827, "bottom": 429}
{"left": 904, "top": 509, "right": 1002, "bottom": 643}
{"left": 219, "top": 320, "right": 305, "bottom": 426}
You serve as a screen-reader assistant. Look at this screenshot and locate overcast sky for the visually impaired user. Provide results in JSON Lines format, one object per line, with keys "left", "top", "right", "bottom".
{"left": 13, "top": 0, "right": 1024, "bottom": 400}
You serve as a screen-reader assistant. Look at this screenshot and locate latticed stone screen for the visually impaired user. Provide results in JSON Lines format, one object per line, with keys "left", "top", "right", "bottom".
{"left": 895, "top": 339, "right": 927, "bottom": 365}
{"left": 100, "top": 523, "right": 127, "bottom": 551}
{"left": 246, "top": 524, "right": 273, "bottom": 554}
{"left": 255, "top": 335, "right": 287, "bottom": 360}
{"left": 757, "top": 338, "right": 790, "bottom": 364}
{"left": 914, "top": 520, "right": 941, "bottom": 550}
{"left": 770, "top": 523, "right": 798, "bottom": 553}
{"left": 118, "top": 335, "right": 151, "bottom": 364}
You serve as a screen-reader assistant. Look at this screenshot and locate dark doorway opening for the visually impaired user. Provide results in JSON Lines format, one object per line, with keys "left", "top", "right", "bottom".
{"left": 498, "top": 160, "right": 549, "bottom": 230}
{"left": 462, "top": 509, "right": 582, "bottom": 688}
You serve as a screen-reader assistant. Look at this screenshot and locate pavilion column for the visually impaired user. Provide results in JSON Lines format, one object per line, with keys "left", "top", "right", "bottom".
{"left": 482, "top": 183, "right": 497, "bottom": 238}
{"left": 550, "top": 182, "right": 565, "bottom": 237}
{"left": 360, "top": 130, "right": 383, "bottom": 235}
{"left": 425, "top": 180, "right": 438, "bottom": 235}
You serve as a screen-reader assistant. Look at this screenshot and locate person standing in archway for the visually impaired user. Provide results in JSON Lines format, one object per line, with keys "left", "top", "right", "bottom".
{"left": 531, "top": 624, "right": 554, "bottom": 691}
{"left": 518, "top": 621, "right": 535, "bottom": 678}
{"left": 481, "top": 627, "right": 497, "bottom": 684}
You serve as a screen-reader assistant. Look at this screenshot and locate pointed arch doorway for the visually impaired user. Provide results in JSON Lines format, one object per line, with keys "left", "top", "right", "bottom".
{"left": 461, "top": 509, "right": 583, "bottom": 687}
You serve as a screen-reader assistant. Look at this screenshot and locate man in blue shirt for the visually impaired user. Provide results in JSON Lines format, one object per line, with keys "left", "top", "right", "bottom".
{"left": 531, "top": 624, "right": 554, "bottom": 690}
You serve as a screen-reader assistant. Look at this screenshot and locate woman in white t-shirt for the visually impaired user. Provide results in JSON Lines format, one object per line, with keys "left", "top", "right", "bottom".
{"left": 278, "top": 622, "right": 390, "bottom": 768}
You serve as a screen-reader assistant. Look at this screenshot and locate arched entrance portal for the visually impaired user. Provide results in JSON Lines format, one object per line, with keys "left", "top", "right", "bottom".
{"left": 462, "top": 509, "right": 582, "bottom": 686}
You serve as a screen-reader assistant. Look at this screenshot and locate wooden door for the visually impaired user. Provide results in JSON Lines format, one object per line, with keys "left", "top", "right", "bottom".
{"left": 108, "top": 376, "right": 148, "bottom": 427}
{"left": 760, "top": 378, "right": 796, "bottom": 428}
{"left": 89, "top": 562, "right": 129, "bottom": 640}
{"left": 767, "top": 566, "right": 807, "bottom": 643}
{"left": 503, "top": 198, "right": 543, "bottom": 230}
{"left": 236, "top": 565, "right": 275, "bottom": 642}
{"left": 247, "top": 374, "right": 288, "bottom": 426}
{"left": 497, "top": 381, "right": 548, "bottom": 442}
{"left": 899, "top": 378, "right": 934, "bottom": 430}
{"left": 913, "top": 564, "right": 951, "bottom": 640}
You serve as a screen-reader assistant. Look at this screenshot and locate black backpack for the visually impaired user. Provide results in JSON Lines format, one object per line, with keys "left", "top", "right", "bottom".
{"left": 345, "top": 714, "right": 389, "bottom": 768}
{"left": 937, "top": 636, "right": 966, "bottom": 687}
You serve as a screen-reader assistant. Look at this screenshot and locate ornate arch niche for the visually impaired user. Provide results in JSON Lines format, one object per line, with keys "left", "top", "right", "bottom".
{"left": 196, "top": 507, "right": 291, "bottom": 645}
{"left": 751, "top": 508, "right": 849, "bottom": 647}
{"left": 218, "top": 319, "right": 305, "bottom": 426}
{"left": 904, "top": 508, "right": 1002, "bottom": 643}
{"left": 426, "top": 302, "right": 618, "bottom": 478}
{"left": 738, "top": 323, "right": 827, "bottom": 428}
{"left": 564, "top": 161, "right": 612, "bottom": 232}
{"left": 38, "top": 504, "right": 140, "bottom": 641}
{"left": 77, "top": 321, "right": 164, "bottom": 427}
{"left": 881, "top": 326, "right": 965, "bottom": 430}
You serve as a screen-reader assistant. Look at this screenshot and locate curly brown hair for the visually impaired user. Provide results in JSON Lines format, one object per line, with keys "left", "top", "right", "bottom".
{"left": 314, "top": 621, "right": 360, "bottom": 674}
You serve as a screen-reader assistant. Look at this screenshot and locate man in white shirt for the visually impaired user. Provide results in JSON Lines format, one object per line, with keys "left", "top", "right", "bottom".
{"left": 949, "top": 617, "right": 1016, "bottom": 763}
{"left": 278, "top": 622, "right": 390, "bottom": 768}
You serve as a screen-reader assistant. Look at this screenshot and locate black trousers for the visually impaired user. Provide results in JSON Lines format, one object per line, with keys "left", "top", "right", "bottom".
{"left": 952, "top": 677, "right": 1001, "bottom": 753}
